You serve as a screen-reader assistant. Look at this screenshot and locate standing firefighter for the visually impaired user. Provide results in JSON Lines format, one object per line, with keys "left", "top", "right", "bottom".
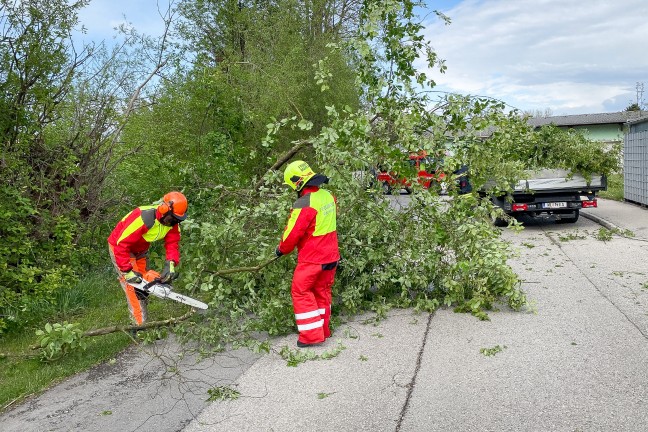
{"left": 107, "top": 192, "right": 188, "bottom": 325}
{"left": 275, "top": 161, "right": 340, "bottom": 347}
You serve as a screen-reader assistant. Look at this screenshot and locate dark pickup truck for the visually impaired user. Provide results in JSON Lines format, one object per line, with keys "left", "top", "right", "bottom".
{"left": 487, "top": 169, "right": 606, "bottom": 225}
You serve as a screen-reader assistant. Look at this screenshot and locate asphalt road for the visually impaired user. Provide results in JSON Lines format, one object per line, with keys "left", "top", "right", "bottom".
{"left": 1, "top": 341, "right": 260, "bottom": 432}
{"left": 2, "top": 197, "right": 647, "bottom": 432}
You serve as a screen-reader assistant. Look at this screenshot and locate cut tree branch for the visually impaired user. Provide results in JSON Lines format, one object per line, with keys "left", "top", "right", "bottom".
{"left": 28, "top": 310, "right": 195, "bottom": 350}
{"left": 204, "top": 256, "right": 280, "bottom": 277}
{"left": 82, "top": 309, "right": 194, "bottom": 337}
{"left": 254, "top": 139, "right": 313, "bottom": 190}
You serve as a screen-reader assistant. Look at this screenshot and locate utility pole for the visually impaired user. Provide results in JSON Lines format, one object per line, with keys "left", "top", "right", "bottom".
{"left": 636, "top": 82, "right": 645, "bottom": 113}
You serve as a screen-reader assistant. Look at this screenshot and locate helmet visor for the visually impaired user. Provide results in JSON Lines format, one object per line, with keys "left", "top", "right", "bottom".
{"left": 161, "top": 212, "right": 183, "bottom": 226}
{"left": 172, "top": 211, "right": 187, "bottom": 221}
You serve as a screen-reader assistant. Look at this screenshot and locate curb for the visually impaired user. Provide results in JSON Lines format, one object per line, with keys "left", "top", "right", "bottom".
{"left": 580, "top": 211, "right": 619, "bottom": 231}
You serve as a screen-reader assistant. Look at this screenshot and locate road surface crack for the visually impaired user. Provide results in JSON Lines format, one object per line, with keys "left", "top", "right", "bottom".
{"left": 395, "top": 310, "right": 434, "bottom": 431}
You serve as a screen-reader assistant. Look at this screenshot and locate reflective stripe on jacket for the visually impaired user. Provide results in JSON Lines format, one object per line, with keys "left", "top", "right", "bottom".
{"left": 278, "top": 186, "right": 340, "bottom": 264}
{"left": 107, "top": 205, "right": 181, "bottom": 272}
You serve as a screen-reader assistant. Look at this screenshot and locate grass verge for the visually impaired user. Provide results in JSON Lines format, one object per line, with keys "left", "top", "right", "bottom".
{"left": 0, "top": 269, "right": 186, "bottom": 412}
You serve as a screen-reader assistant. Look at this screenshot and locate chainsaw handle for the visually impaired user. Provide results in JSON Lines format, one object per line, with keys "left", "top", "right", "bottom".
{"left": 140, "top": 279, "right": 161, "bottom": 291}
{"left": 140, "top": 274, "right": 178, "bottom": 291}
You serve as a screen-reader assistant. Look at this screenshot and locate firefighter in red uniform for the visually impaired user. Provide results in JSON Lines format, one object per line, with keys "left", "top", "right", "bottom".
{"left": 107, "top": 192, "right": 188, "bottom": 325}
{"left": 275, "top": 161, "right": 340, "bottom": 347}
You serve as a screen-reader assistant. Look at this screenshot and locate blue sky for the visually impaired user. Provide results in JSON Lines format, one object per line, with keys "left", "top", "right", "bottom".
{"left": 75, "top": 0, "right": 167, "bottom": 43}
{"left": 76, "top": 0, "right": 648, "bottom": 115}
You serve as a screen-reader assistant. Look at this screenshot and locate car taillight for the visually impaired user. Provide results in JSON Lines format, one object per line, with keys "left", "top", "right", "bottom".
{"left": 582, "top": 200, "right": 597, "bottom": 208}
{"left": 512, "top": 203, "right": 528, "bottom": 211}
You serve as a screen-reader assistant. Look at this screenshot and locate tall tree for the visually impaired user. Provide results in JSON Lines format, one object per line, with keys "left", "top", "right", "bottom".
{"left": 115, "top": 0, "right": 361, "bottom": 206}
{"left": 625, "top": 103, "right": 641, "bottom": 111}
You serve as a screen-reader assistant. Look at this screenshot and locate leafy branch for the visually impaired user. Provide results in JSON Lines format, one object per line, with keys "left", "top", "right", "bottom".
{"left": 25, "top": 311, "right": 196, "bottom": 361}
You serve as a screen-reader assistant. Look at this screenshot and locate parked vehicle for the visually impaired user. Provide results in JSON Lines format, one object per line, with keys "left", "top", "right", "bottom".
{"left": 486, "top": 169, "right": 606, "bottom": 225}
{"left": 453, "top": 164, "right": 472, "bottom": 195}
{"left": 375, "top": 152, "right": 447, "bottom": 194}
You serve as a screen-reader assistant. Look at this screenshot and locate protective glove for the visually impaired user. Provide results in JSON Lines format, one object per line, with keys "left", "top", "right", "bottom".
{"left": 275, "top": 246, "right": 283, "bottom": 257}
{"left": 124, "top": 269, "right": 143, "bottom": 284}
{"left": 160, "top": 260, "right": 176, "bottom": 283}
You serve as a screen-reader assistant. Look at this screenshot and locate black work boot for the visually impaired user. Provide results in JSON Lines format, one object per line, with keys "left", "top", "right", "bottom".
{"left": 297, "top": 340, "right": 323, "bottom": 348}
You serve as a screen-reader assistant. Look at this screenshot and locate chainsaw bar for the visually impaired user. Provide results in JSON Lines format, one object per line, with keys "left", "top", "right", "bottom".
{"left": 131, "top": 280, "right": 208, "bottom": 310}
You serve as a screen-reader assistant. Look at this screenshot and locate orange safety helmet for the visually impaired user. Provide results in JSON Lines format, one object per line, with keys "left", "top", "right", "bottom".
{"left": 158, "top": 191, "right": 188, "bottom": 221}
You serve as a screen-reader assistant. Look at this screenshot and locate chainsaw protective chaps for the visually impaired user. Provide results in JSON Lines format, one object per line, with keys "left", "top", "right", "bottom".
{"left": 108, "top": 245, "right": 149, "bottom": 325}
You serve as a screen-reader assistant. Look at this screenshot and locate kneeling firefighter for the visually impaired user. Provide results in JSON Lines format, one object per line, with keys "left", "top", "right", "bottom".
{"left": 107, "top": 191, "right": 188, "bottom": 325}
{"left": 275, "top": 161, "right": 340, "bottom": 348}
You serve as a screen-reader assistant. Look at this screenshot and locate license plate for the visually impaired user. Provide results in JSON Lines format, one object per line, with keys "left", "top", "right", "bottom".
{"left": 543, "top": 202, "right": 567, "bottom": 209}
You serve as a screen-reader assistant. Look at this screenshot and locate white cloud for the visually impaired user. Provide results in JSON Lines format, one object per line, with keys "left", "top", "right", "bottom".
{"left": 421, "top": 0, "right": 648, "bottom": 114}
{"left": 74, "top": 0, "right": 648, "bottom": 115}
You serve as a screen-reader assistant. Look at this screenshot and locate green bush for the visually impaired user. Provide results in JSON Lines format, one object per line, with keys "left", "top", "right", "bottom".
{"left": 0, "top": 187, "right": 79, "bottom": 333}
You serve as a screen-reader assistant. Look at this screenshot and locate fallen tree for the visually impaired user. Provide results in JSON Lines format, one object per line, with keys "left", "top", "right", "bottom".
{"left": 11, "top": 1, "right": 619, "bottom": 360}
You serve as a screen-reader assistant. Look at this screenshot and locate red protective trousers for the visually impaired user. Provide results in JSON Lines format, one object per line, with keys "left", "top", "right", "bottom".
{"left": 108, "top": 245, "right": 149, "bottom": 325}
{"left": 291, "top": 262, "right": 337, "bottom": 344}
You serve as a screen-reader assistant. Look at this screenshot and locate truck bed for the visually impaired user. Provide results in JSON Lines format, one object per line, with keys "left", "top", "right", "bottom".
{"left": 513, "top": 169, "right": 606, "bottom": 193}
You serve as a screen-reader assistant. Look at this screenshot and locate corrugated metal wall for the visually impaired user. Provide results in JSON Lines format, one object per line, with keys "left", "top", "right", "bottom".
{"left": 624, "top": 131, "right": 648, "bottom": 205}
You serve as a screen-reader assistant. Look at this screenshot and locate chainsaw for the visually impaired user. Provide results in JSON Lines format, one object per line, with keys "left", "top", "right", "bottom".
{"left": 130, "top": 278, "right": 208, "bottom": 310}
